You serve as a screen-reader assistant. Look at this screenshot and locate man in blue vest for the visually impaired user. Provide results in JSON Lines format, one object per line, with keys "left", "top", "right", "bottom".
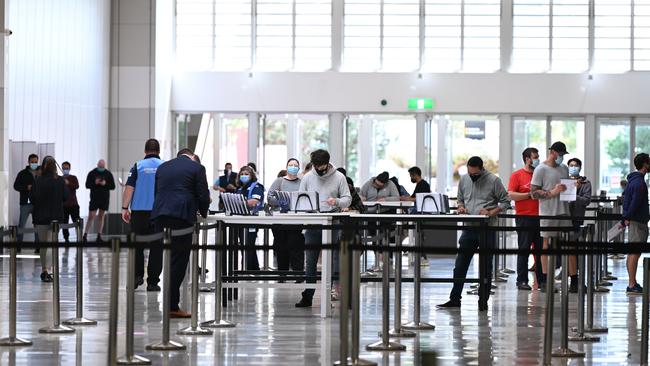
{"left": 121, "top": 139, "right": 164, "bottom": 291}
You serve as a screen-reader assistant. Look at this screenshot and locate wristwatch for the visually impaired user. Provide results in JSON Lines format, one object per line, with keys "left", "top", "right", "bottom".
{"left": 122, "top": 207, "right": 129, "bottom": 210}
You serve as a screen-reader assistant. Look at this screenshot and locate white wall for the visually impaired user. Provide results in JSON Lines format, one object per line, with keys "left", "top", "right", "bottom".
{"left": 155, "top": 0, "right": 174, "bottom": 160}
{"left": 5, "top": 0, "right": 110, "bottom": 221}
{"left": 172, "top": 71, "right": 650, "bottom": 115}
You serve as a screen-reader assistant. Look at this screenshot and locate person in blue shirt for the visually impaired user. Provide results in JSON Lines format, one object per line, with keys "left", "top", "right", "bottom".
{"left": 121, "top": 139, "right": 164, "bottom": 291}
{"left": 236, "top": 165, "right": 265, "bottom": 270}
{"left": 213, "top": 162, "right": 238, "bottom": 193}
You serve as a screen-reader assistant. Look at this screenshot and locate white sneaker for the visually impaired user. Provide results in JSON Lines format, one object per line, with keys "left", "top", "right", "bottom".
{"left": 420, "top": 258, "right": 429, "bottom": 267}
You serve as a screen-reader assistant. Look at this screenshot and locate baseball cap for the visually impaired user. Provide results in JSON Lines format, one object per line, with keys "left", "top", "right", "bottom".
{"left": 549, "top": 141, "right": 568, "bottom": 155}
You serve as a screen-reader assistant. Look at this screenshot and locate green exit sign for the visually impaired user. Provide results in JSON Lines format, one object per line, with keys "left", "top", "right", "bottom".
{"left": 408, "top": 98, "right": 435, "bottom": 110}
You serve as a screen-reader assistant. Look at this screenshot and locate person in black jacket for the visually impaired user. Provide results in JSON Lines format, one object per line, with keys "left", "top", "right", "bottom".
{"left": 31, "top": 156, "right": 68, "bottom": 282}
{"left": 151, "top": 148, "right": 210, "bottom": 318}
{"left": 13, "top": 153, "right": 40, "bottom": 242}
{"left": 83, "top": 159, "right": 115, "bottom": 241}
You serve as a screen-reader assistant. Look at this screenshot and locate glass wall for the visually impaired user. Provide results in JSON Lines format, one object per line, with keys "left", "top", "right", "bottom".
{"left": 512, "top": 117, "right": 546, "bottom": 169}
{"left": 219, "top": 114, "right": 249, "bottom": 171}
{"left": 550, "top": 118, "right": 586, "bottom": 167}
{"left": 296, "top": 115, "right": 329, "bottom": 167}
{"left": 599, "top": 118, "right": 630, "bottom": 194}
{"left": 427, "top": 118, "right": 439, "bottom": 192}
{"left": 637, "top": 118, "right": 650, "bottom": 186}
{"left": 259, "top": 115, "right": 288, "bottom": 187}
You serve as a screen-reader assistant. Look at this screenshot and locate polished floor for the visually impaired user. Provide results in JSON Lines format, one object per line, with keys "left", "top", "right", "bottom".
{"left": 0, "top": 244, "right": 646, "bottom": 365}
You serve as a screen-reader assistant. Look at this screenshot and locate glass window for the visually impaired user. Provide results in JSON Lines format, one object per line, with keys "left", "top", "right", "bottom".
{"left": 214, "top": 0, "right": 253, "bottom": 70}
{"left": 345, "top": 117, "right": 360, "bottom": 185}
{"left": 260, "top": 115, "right": 288, "bottom": 187}
{"left": 550, "top": 117, "right": 585, "bottom": 172}
{"left": 294, "top": 0, "right": 332, "bottom": 71}
{"left": 636, "top": 118, "right": 650, "bottom": 186}
{"left": 296, "top": 115, "right": 329, "bottom": 166}
{"left": 599, "top": 118, "right": 630, "bottom": 194}
{"left": 634, "top": 0, "right": 650, "bottom": 70}
{"left": 512, "top": 117, "right": 547, "bottom": 169}
{"left": 428, "top": 118, "right": 439, "bottom": 192}
{"left": 219, "top": 114, "right": 249, "bottom": 171}
{"left": 594, "top": 1, "right": 632, "bottom": 72}
{"left": 176, "top": 0, "right": 216, "bottom": 70}
{"left": 372, "top": 116, "right": 417, "bottom": 192}
{"left": 256, "top": 0, "right": 294, "bottom": 71}
{"left": 423, "top": 0, "right": 501, "bottom": 72}
{"left": 343, "top": 1, "right": 381, "bottom": 71}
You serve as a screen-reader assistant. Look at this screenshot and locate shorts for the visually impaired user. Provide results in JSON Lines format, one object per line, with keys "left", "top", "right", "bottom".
{"left": 540, "top": 217, "right": 571, "bottom": 238}
{"left": 629, "top": 221, "right": 649, "bottom": 244}
{"left": 89, "top": 201, "right": 109, "bottom": 212}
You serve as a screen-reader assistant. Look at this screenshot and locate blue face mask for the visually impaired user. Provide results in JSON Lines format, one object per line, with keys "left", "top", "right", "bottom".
{"left": 62, "top": 169, "right": 70, "bottom": 176}
{"left": 569, "top": 166, "right": 581, "bottom": 176}
{"left": 240, "top": 175, "right": 250, "bottom": 184}
{"left": 555, "top": 155, "right": 564, "bottom": 166}
{"left": 287, "top": 166, "right": 300, "bottom": 175}
{"left": 531, "top": 159, "right": 540, "bottom": 169}
{"left": 97, "top": 167, "right": 105, "bottom": 173}
{"left": 29, "top": 163, "right": 38, "bottom": 170}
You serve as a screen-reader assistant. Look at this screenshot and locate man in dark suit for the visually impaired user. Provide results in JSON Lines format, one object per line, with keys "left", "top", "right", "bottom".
{"left": 213, "top": 162, "right": 238, "bottom": 193}
{"left": 151, "top": 148, "right": 210, "bottom": 318}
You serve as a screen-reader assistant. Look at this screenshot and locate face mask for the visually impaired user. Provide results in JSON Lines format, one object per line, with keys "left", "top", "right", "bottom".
{"left": 569, "top": 167, "right": 581, "bottom": 176}
{"left": 287, "top": 166, "right": 300, "bottom": 175}
{"left": 555, "top": 155, "right": 564, "bottom": 166}
{"left": 410, "top": 178, "right": 417, "bottom": 184}
{"left": 97, "top": 167, "right": 105, "bottom": 173}
{"left": 531, "top": 159, "right": 540, "bottom": 169}
{"left": 469, "top": 173, "right": 482, "bottom": 182}
{"left": 30, "top": 163, "right": 38, "bottom": 170}
{"left": 240, "top": 175, "right": 250, "bottom": 184}
{"left": 315, "top": 167, "right": 327, "bottom": 176}
{"left": 62, "top": 169, "right": 70, "bottom": 176}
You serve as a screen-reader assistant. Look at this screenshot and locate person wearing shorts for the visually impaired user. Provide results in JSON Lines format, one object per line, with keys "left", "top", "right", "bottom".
{"left": 84, "top": 159, "right": 115, "bottom": 241}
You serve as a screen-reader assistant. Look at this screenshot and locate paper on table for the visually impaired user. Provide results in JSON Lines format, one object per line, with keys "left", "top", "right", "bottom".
{"left": 607, "top": 223, "right": 625, "bottom": 242}
{"left": 559, "top": 179, "right": 577, "bottom": 202}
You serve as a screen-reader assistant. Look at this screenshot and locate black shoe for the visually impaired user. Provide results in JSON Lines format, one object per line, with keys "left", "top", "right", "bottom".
{"left": 436, "top": 300, "right": 461, "bottom": 309}
{"left": 517, "top": 282, "right": 532, "bottom": 291}
{"left": 147, "top": 284, "right": 161, "bottom": 292}
{"left": 96, "top": 234, "right": 104, "bottom": 243}
{"left": 198, "top": 267, "right": 209, "bottom": 274}
{"left": 479, "top": 300, "right": 488, "bottom": 312}
{"left": 40, "top": 272, "right": 53, "bottom": 283}
{"left": 295, "top": 297, "right": 312, "bottom": 308}
{"left": 82, "top": 234, "right": 88, "bottom": 242}
{"left": 135, "top": 276, "right": 144, "bottom": 289}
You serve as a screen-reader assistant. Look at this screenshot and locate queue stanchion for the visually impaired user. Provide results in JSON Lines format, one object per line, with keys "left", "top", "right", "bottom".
{"left": 402, "top": 222, "right": 435, "bottom": 331}
{"left": 641, "top": 258, "right": 650, "bottom": 365}
{"left": 178, "top": 224, "right": 213, "bottom": 336}
{"left": 499, "top": 217, "right": 515, "bottom": 275}
{"left": 0, "top": 226, "right": 32, "bottom": 347}
{"left": 63, "top": 219, "right": 97, "bottom": 326}
{"left": 584, "top": 224, "right": 608, "bottom": 333}
{"left": 366, "top": 226, "right": 406, "bottom": 352}
{"left": 39, "top": 221, "right": 75, "bottom": 334}
{"left": 117, "top": 233, "right": 151, "bottom": 365}
{"left": 388, "top": 223, "right": 414, "bottom": 338}
{"left": 552, "top": 233, "right": 585, "bottom": 358}
{"left": 146, "top": 228, "right": 186, "bottom": 351}
{"left": 108, "top": 238, "right": 121, "bottom": 366}
{"left": 542, "top": 238, "right": 557, "bottom": 365}
{"left": 202, "top": 222, "right": 236, "bottom": 329}
{"left": 601, "top": 207, "right": 617, "bottom": 281}
{"left": 199, "top": 226, "right": 213, "bottom": 293}
{"left": 569, "top": 226, "right": 600, "bottom": 343}
{"left": 360, "top": 227, "right": 377, "bottom": 278}
{"left": 593, "top": 218, "right": 610, "bottom": 293}
{"left": 335, "top": 235, "right": 351, "bottom": 365}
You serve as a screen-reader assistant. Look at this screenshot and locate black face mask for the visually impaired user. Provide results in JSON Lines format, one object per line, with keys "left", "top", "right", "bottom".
{"left": 469, "top": 173, "right": 482, "bottom": 182}
{"left": 410, "top": 178, "right": 416, "bottom": 184}
{"left": 315, "top": 168, "right": 327, "bottom": 176}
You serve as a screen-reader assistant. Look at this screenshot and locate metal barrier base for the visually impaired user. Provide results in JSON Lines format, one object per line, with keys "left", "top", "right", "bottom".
{"left": 177, "top": 326, "right": 213, "bottom": 336}
{"left": 568, "top": 334, "right": 600, "bottom": 342}
{"left": 145, "top": 341, "right": 186, "bottom": 351}
{"left": 379, "top": 329, "right": 416, "bottom": 338}
{"left": 583, "top": 327, "right": 608, "bottom": 333}
{"left": 0, "top": 337, "right": 32, "bottom": 346}
{"left": 594, "top": 287, "right": 610, "bottom": 293}
{"left": 366, "top": 340, "right": 406, "bottom": 351}
{"left": 334, "top": 357, "right": 378, "bottom": 366}
{"left": 602, "top": 275, "right": 618, "bottom": 281}
{"left": 466, "top": 290, "right": 495, "bottom": 296}
{"left": 501, "top": 268, "right": 516, "bottom": 275}
{"left": 470, "top": 284, "right": 496, "bottom": 290}
{"left": 361, "top": 271, "right": 379, "bottom": 278}
{"left": 39, "top": 325, "right": 75, "bottom": 334}
{"left": 493, "top": 276, "right": 508, "bottom": 283}
{"left": 63, "top": 317, "right": 97, "bottom": 326}
{"left": 199, "top": 286, "right": 214, "bottom": 293}
{"left": 402, "top": 321, "right": 435, "bottom": 331}
{"left": 116, "top": 355, "right": 152, "bottom": 365}
{"left": 201, "top": 319, "right": 236, "bottom": 328}
{"left": 598, "top": 280, "right": 613, "bottom": 287}
{"left": 552, "top": 348, "right": 585, "bottom": 358}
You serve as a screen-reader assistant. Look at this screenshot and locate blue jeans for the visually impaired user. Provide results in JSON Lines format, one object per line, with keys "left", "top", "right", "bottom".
{"left": 301, "top": 229, "right": 340, "bottom": 300}
{"left": 449, "top": 230, "right": 495, "bottom": 304}
{"left": 515, "top": 217, "right": 544, "bottom": 284}
{"left": 18, "top": 204, "right": 36, "bottom": 242}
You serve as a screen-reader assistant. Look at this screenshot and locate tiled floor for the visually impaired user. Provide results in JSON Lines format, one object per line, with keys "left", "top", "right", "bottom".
{"left": 0, "top": 246, "right": 646, "bottom": 365}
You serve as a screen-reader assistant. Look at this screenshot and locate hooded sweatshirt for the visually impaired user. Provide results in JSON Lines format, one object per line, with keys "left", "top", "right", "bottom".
{"left": 298, "top": 164, "right": 352, "bottom": 212}
{"left": 457, "top": 170, "right": 510, "bottom": 223}
{"left": 622, "top": 171, "right": 650, "bottom": 224}
{"left": 360, "top": 178, "right": 400, "bottom": 202}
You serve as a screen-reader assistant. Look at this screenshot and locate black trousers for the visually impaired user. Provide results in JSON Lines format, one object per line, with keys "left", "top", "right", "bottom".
{"left": 515, "top": 217, "right": 545, "bottom": 284}
{"left": 272, "top": 228, "right": 305, "bottom": 271}
{"left": 238, "top": 229, "right": 260, "bottom": 270}
{"left": 62, "top": 205, "right": 80, "bottom": 241}
{"left": 131, "top": 211, "right": 163, "bottom": 286}
{"left": 154, "top": 217, "right": 192, "bottom": 311}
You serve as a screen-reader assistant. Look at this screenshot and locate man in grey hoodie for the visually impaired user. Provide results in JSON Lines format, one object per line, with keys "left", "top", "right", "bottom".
{"left": 437, "top": 156, "right": 510, "bottom": 311}
{"left": 295, "top": 149, "right": 352, "bottom": 307}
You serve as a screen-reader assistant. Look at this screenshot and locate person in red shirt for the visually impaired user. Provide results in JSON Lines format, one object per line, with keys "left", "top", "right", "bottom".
{"left": 508, "top": 147, "right": 544, "bottom": 290}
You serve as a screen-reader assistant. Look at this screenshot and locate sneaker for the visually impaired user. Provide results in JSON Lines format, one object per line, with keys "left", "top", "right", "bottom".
{"left": 436, "top": 300, "right": 461, "bottom": 309}
{"left": 170, "top": 309, "right": 191, "bottom": 318}
{"left": 147, "top": 284, "right": 161, "bottom": 292}
{"left": 627, "top": 283, "right": 643, "bottom": 296}
{"left": 517, "top": 282, "right": 532, "bottom": 291}
{"left": 569, "top": 282, "right": 578, "bottom": 294}
{"left": 40, "top": 272, "right": 53, "bottom": 283}
{"left": 295, "top": 297, "right": 312, "bottom": 308}
{"left": 134, "top": 276, "right": 144, "bottom": 290}
{"left": 420, "top": 258, "right": 430, "bottom": 267}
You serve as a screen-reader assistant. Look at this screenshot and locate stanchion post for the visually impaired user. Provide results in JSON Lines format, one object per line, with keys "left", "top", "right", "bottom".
{"left": 117, "top": 233, "right": 151, "bottom": 365}
{"left": 388, "top": 223, "right": 414, "bottom": 338}
{"left": 40, "top": 221, "right": 75, "bottom": 334}
{"left": 335, "top": 235, "right": 351, "bottom": 365}
{"left": 108, "top": 238, "right": 121, "bottom": 366}
{"left": 500, "top": 217, "right": 515, "bottom": 275}
{"left": 585, "top": 223, "right": 608, "bottom": 333}
{"left": 146, "top": 228, "right": 186, "bottom": 351}
{"left": 199, "top": 226, "right": 212, "bottom": 292}
{"left": 402, "top": 222, "right": 435, "bottom": 331}
{"left": 569, "top": 226, "right": 600, "bottom": 343}
{"left": 202, "top": 222, "right": 236, "bottom": 329}
{"left": 542, "top": 238, "right": 556, "bottom": 365}
{"left": 641, "top": 258, "right": 650, "bottom": 365}
{"left": 366, "top": 226, "right": 406, "bottom": 351}
{"left": 63, "top": 219, "right": 97, "bottom": 326}
{"left": 551, "top": 234, "right": 585, "bottom": 358}
{"left": 178, "top": 224, "right": 213, "bottom": 336}
{"left": 0, "top": 226, "right": 33, "bottom": 346}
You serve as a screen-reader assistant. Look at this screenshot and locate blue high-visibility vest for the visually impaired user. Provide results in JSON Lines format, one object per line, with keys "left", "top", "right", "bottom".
{"left": 130, "top": 157, "right": 163, "bottom": 211}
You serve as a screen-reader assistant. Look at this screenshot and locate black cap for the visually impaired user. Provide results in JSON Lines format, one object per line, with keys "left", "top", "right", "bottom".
{"left": 549, "top": 141, "right": 568, "bottom": 155}
{"left": 376, "top": 172, "right": 390, "bottom": 184}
